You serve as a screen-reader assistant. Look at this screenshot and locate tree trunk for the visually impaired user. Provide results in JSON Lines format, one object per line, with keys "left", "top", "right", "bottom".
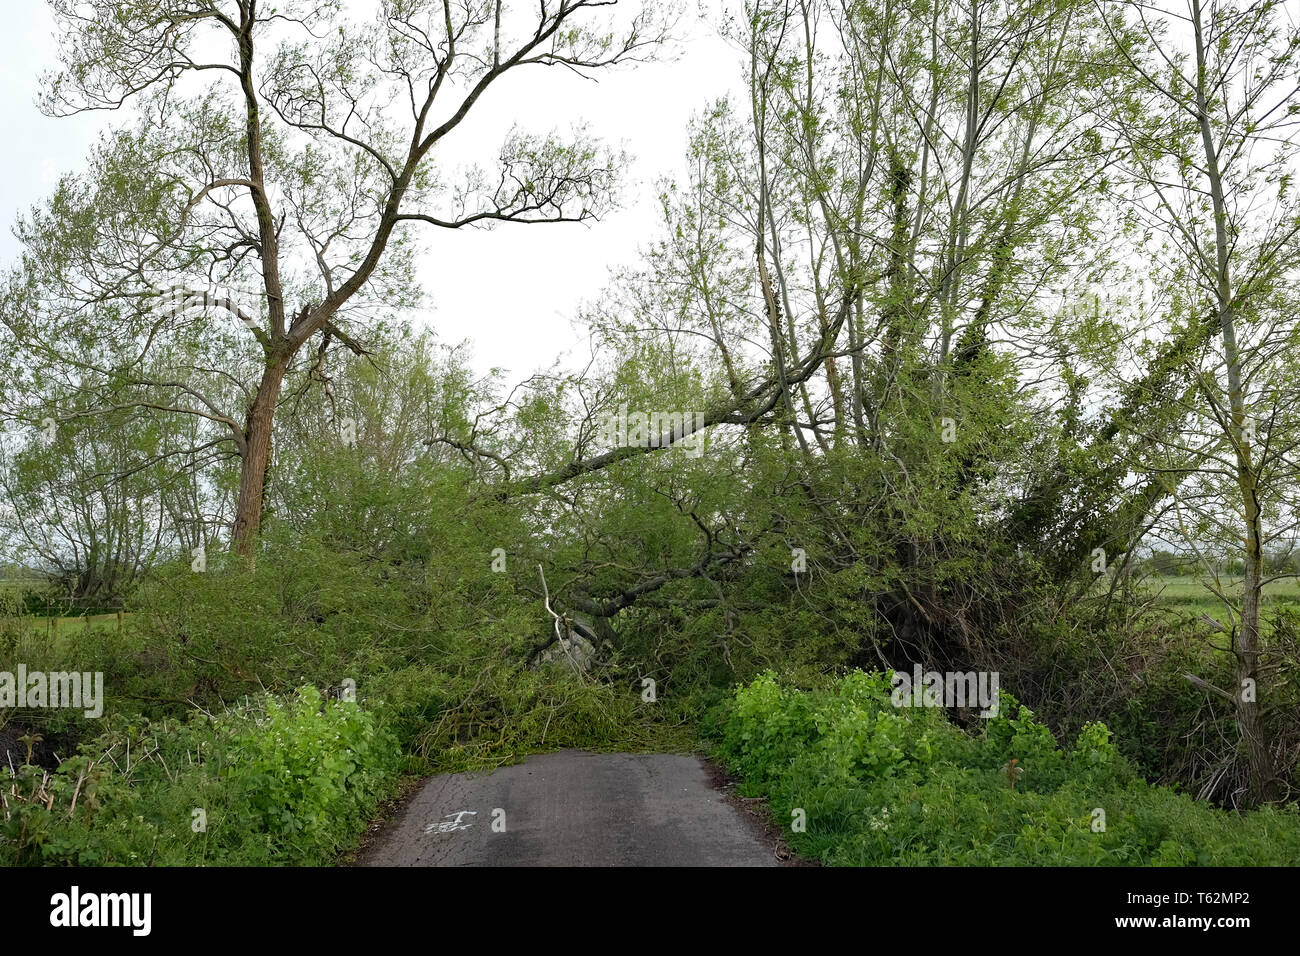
{"left": 1237, "top": 498, "right": 1276, "bottom": 806}
{"left": 231, "top": 361, "right": 287, "bottom": 556}
{"left": 1192, "top": 0, "right": 1278, "bottom": 807}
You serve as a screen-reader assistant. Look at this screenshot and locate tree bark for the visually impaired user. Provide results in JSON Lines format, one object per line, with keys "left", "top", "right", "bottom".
{"left": 1192, "top": 0, "right": 1277, "bottom": 806}
{"left": 231, "top": 360, "right": 287, "bottom": 556}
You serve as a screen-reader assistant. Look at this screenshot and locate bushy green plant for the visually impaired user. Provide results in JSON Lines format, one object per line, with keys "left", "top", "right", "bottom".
{"left": 714, "top": 670, "right": 1300, "bottom": 866}
{"left": 721, "top": 671, "right": 817, "bottom": 782}
{"left": 0, "top": 686, "right": 401, "bottom": 866}
{"left": 224, "top": 687, "right": 400, "bottom": 857}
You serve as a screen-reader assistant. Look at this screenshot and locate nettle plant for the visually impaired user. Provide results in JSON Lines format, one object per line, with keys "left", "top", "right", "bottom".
{"left": 226, "top": 686, "right": 399, "bottom": 850}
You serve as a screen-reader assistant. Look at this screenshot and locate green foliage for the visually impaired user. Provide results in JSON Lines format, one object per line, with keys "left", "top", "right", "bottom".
{"left": 0, "top": 688, "right": 400, "bottom": 866}
{"left": 982, "top": 692, "right": 1067, "bottom": 789}
{"left": 715, "top": 671, "right": 1300, "bottom": 866}
{"left": 369, "top": 661, "right": 674, "bottom": 775}
{"left": 224, "top": 688, "right": 400, "bottom": 853}
{"left": 721, "top": 671, "right": 817, "bottom": 782}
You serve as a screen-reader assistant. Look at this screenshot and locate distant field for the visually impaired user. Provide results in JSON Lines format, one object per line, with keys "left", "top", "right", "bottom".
{"left": 1144, "top": 575, "right": 1300, "bottom": 615}
{"left": 46, "top": 612, "right": 128, "bottom": 627}
{"left": 2, "top": 612, "right": 130, "bottom": 641}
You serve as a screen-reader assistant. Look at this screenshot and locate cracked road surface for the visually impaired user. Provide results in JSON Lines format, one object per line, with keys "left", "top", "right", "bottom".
{"left": 358, "top": 750, "right": 779, "bottom": 867}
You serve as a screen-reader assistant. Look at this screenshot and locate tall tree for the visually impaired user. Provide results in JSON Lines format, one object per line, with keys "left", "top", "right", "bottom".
{"left": 2, "top": 0, "right": 663, "bottom": 555}
{"left": 1100, "top": 0, "right": 1300, "bottom": 805}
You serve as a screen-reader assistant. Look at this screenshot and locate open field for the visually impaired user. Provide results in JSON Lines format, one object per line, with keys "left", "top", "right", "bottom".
{"left": 0, "top": 612, "right": 130, "bottom": 655}
{"left": 1144, "top": 575, "right": 1300, "bottom": 616}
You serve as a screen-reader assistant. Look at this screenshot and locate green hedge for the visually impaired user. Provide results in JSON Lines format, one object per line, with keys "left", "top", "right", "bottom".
{"left": 716, "top": 671, "right": 1300, "bottom": 865}
{"left": 0, "top": 686, "right": 400, "bottom": 866}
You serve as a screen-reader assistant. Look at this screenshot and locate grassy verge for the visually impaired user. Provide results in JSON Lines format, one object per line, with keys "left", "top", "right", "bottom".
{"left": 709, "top": 671, "right": 1300, "bottom": 865}
{"left": 1, "top": 687, "right": 402, "bottom": 866}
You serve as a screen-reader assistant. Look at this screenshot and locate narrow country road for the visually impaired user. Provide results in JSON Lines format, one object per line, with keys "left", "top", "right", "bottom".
{"left": 358, "top": 750, "right": 780, "bottom": 867}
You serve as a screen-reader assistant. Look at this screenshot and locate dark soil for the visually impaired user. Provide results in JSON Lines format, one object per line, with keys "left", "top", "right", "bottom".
{"left": 698, "top": 752, "right": 818, "bottom": 866}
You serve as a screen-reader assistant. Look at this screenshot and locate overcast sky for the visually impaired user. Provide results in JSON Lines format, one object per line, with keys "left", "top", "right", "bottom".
{"left": 0, "top": 1, "right": 740, "bottom": 383}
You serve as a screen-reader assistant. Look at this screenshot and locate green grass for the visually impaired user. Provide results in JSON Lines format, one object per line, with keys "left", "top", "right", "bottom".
{"left": 11, "top": 612, "right": 128, "bottom": 635}
{"left": 1144, "top": 575, "right": 1300, "bottom": 616}
{"left": 37, "top": 612, "right": 127, "bottom": 627}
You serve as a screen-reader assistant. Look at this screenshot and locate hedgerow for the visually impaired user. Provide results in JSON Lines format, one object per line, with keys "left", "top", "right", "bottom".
{"left": 715, "top": 671, "right": 1300, "bottom": 865}
{"left": 0, "top": 687, "right": 400, "bottom": 866}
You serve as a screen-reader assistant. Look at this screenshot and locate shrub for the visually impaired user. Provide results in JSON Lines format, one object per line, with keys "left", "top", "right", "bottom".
{"left": 0, "top": 686, "right": 401, "bottom": 866}
{"left": 223, "top": 687, "right": 401, "bottom": 859}
{"left": 714, "top": 670, "right": 1300, "bottom": 866}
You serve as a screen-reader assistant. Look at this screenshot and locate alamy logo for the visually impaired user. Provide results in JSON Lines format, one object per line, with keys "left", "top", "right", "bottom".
{"left": 149, "top": 281, "right": 261, "bottom": 328}
{"left": 425, "top": 810, "right": 477, "bottom": 834}
{"left": 50, "top": 886, "right": 151, "bottom": 936}
{"left": 890, "top": 665, "right": 1000, "bottom": 717}
{"left": 598, "top": 404, "right": 707, "bottom": 458}
{"left": 0, "top": 666, "right": 103, "bottom": 718}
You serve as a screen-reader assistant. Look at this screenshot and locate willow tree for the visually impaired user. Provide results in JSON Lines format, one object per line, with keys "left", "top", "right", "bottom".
{"left": 1, "top": 0, "right": 663, "bottom": 555}
{"left": 1099, "top": 0, "right": 1300, "bottom": 806}
{"left": 541, "top": 0, "right": 1123, "bottom": 660}
{"left": 433, "top": 0, "right": 1141, "bottom": 672}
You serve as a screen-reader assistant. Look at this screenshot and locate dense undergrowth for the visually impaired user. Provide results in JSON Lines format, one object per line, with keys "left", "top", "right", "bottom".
{"left": 711, "top": 671, "right": 1300, "bottom": 865}
{"left": 0, "top": 518, "right": 678, "bottom": 866}
{"left": 2, "top": 687, "right": 399, "bottom": 865}
{"left": 4, "top": 524, "right": 1299, "bottom": 866}
{"left": 5, "top": 509, "right": 1299, "bottom": 867}
{"left": 5, "top": 560, "right": 1299, "bottom": 865}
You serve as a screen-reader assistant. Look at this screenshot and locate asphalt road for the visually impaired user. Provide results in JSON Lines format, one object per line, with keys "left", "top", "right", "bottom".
{"left": 358, "top": 749, "right": 779, "bottom": 867}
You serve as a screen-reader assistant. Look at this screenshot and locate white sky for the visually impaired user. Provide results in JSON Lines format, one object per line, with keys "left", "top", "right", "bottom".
{"left": 0, "top": 1, "right": 741, "bottom": 383}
